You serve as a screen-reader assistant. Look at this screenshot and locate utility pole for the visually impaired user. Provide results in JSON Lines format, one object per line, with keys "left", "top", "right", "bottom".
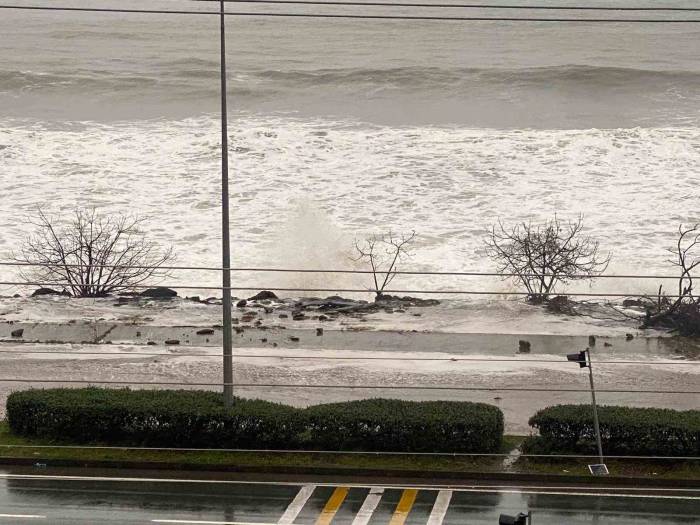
{"left": 219, "top": 0, "right": 233, "bottom": 408}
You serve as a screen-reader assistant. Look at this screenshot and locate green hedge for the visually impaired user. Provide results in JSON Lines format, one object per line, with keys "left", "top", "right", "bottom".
{"left": 527, "top": 404, "right": 699, "bottom": 457}
{"left": 303, "top": 399, "right": 504, "bottom": 453}
{"left": 6, "top": 388, "right": 303, "bottom": 449}
{"left": 6, "top": 389, "right": 504, "bottom": 453}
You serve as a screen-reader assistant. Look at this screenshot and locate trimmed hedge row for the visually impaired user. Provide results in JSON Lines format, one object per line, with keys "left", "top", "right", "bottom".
{"left": 6, "top": 388, "right": 302, "bottom": 449}
{"left": 6, "top": 388, "right": 504, "bottom": 453}
{"left": 527, "top": 404, "right": 699, "bottom": 457}
{"left": 304, "top": 399, "right": 504, "bottom": 452}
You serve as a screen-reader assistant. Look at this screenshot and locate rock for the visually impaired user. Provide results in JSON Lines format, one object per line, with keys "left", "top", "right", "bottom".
{"left": 164, "top": 339, "right": 180, "bottom": 345}
{"left": 147, "top": 341, "right": 156, "bottom": 346}
{"left": 375, "top": 294, "right": 440, "bottom": 307}
{"left": 588, "top": 335, "right": 596, "bottom": 346}
{"left": 234, "top": 327, "right": 244, "bottom": 334}
{"left": 292, "top": 312, "right": 306, "bottom": 321}
{"left": 196, "top": 328, "right": 215, "bottom": 335}
{"left": 11, "top": 328, "right": 23, "bottom": 338}
{"left": 32, "top": 288, "right": 70, "bottom": 297}
{"left": 289, "top": 336, "right": 300, "bottom": 342}
{"left": 318, "top": 315, "right": 328, "bottom": 321}
{"left": 604, "top": 342, "right": 613, "bottom": 347}
{"left": 625, "top": 333, "right": 634, "bottom": 341}
{"left": 236, "top": 299, "right": 247, "bottom": 308}
{"left": 140, "top": 287, "right": 178, "bottom": 298}
{"left": 186, "top": 296, "right": 201, "bottom": 303}
{"left": 136, "top": 331, "right": 141, "bottom": 337}
{"left": 546, "top": 295, "right": 574, "bottom": 315}
{"left": 264, "top": 307, "right": 274, "bottom": 314}
{"left": 278, "top": 313, "right": 289, "bottom": 319}
{"left": 248, "top": 290, "right": 278, "bottom": 301}
{"left": 12, "top": 294, "right": 20, "bottom": 298}
{"left": 518, "top": 340, "right": 531, "bottom": 353}
{"left": 316, "top": 328, "right": 323, "bottom": 336}
{"left": 261, "top": 338, "right": 267, "bottom": 343}
{"left": 241, "top": 314, "right": 256, "bottom": 323}
{"left": 622, "top": 298, "right": 646, "bottom": 308}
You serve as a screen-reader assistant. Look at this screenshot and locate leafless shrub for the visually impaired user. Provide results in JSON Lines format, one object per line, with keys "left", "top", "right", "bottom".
{"left": 485, "top": 215, "right": 610, "bottom": 303}
{"left": 15, "top": 208, "right": 173, "bottom": 297}
{"left": 353, "top": 230, "right": 416, "bottom": 300}
{"left": 642, "top": 224, "right": 700, "bottom": 334}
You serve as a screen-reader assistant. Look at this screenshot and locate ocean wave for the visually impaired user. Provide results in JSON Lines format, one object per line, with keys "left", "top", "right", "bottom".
{"left": 3, "top": 64, "right": 700, "bottom": 94}
{"left": 1, "top": 115, "right": 699, "bottom": 294}
{"left": 252, "top": 64, "right": 700, "bottom": 89}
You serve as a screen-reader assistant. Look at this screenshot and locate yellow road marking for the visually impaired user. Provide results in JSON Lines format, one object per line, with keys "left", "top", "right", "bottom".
{"left": 315, "top": 486, "right": 349, "bottom": 525}
{"left": 389, "top": 489, "right": 418, "bottom": 525}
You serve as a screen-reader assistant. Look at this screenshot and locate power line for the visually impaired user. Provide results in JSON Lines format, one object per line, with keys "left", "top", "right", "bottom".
{"left": 0, "top": 281, "right": 689, "bottom": 298}
{"left": 1, "top": 5, "right": 699, "bottom": 22}
{"left": 0, "top": 377, "right": 696, "bottom": 394}
{"left": 192, "top": 0, "right": 700, "bottom": 12}
{"left": 0, "top": 261, "right": 684, "bottom": 280}
{"left": 1, "top": 349, "right": 697, "bottom": 366}
{"left": 0, "top": 442, "right": 696, "bottom": 461}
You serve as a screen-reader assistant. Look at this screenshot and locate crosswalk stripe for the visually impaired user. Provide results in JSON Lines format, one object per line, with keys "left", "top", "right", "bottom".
{"left": 278, "top": 485, "right": 316, "bottom": 524}
{"left": 351, "top": 487, "right": 384, "bottom": 525}
{"left": 388, "top": 489, "right": 418, "bottom": 525}
{"left": 315, "top": 486, "right": 349, "bottom": 525}
{"left": 427, "top": 490, "right": 452, "bottom": 525}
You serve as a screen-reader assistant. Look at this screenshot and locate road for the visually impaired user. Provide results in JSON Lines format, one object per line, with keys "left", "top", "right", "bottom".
{"left": 0, "top": 469, "right": 697, "bottom": 524}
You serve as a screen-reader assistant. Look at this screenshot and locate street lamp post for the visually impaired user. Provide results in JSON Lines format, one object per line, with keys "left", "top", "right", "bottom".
{"left": 219, "top": 0, "right": 234, "bottom": 408}
{"left": 567, "top": 348, "right": 607, "bottom": 473}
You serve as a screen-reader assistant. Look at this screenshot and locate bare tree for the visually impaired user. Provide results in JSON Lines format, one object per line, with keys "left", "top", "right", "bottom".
{"left": 15, "top": 208, "right": 173, "bottom": 297}
{"left": 642, "top": 224, "right": 700, "bottom": 333}
{"left": 485, "top": 215, "right": 610, "bottom": 303}
{"left": 353, "top": 230, "right": 416, "bottom": 300}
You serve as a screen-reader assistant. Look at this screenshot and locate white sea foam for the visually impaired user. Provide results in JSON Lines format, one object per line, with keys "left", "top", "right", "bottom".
{"left": 1, "top": 115, "right": 699, "bottom": 299}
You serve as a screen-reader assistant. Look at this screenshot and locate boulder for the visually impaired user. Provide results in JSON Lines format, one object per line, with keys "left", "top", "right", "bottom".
{"left": 140, "top": 288, "right": 178, "bottom": 299}
{"left": 518, "top": 340, "right": 531, "bottom": 353}
{"left": 622, "top": 298, "right": 646, "bottom": 308}
{"left": 248, "top": 290, "right": 278, "bottom": 301}
{"left": 11, "top": 328, "right": 23, "bottom": 338}
{"left": 546, "top": 295, "right": 574, "bottom": 315}
{"left": 164, "top": 339, "right": 180, "bottom": 345}
{"left": 196, "top": 328, "right": 215, "bottom": 335}
{"left": 236, "top": 299, "right": 248, "bottom": 308}
{"left": 32, "top": 288, "right": 70, "bottom": 297}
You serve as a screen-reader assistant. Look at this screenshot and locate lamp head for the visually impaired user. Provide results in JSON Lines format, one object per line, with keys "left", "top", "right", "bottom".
{"left": 567, "top": 350, "right": 588, "bottom": 368}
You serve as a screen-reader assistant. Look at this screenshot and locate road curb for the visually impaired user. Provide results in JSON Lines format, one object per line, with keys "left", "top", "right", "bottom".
{"left": 1, "top": 457, "right": 697, "bottom": 488}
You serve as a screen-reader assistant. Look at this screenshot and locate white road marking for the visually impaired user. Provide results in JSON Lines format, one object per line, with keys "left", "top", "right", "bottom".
{"left": 0, "top": 515, "right": 46, "bottom": 520}
{"left": 351, "top": 487, "right": 384, "bottom": 525}
{"left": 1, "top": 474, "right": 697, "bottom": 499}
{"left": 278, "top": 484, "right": 315, "bottom": 524}
{"left": 427, "top": 490, "right": 452, "bottom": 525}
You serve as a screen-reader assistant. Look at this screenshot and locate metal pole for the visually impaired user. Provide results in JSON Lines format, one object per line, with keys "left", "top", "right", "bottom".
{"left": 586, "top": 348, "right": 604, "bottom": 464}
{"left": 220, "top": 0, "right": 234, "bottom": 408}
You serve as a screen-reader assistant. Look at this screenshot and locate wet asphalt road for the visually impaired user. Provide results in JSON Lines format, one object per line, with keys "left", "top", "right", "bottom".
{"left": 0, "top": 469, "right": 697, "bottom": 524}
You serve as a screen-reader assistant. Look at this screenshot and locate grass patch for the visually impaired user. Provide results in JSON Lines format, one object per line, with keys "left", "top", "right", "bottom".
{"left": 0, "top": 421, "right": 512, "bottom": 473}
{"left": 0, "top": 422, "right": 696, "bottom": 480}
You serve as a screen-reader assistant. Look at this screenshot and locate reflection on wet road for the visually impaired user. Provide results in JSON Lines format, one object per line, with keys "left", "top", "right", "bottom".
{"left": 0, "top": 472, "right": 697, "bottom": 524}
